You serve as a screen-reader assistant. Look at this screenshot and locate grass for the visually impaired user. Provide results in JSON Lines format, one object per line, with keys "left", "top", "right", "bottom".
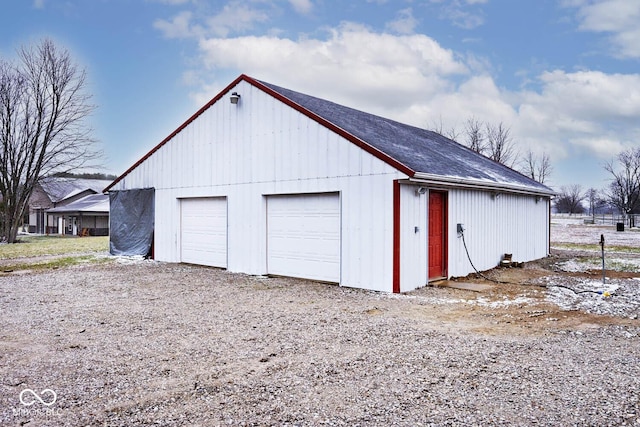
{"left": 607, "top": 260, "right": 640, "bottom": 273}
{"left": 553, "top": 251, "right": 640, "bottom": 274}
{"left": 0, "top": 235, "right": 111, "bottom": 271}
{"left": 0, "top": 235, "right": 109, "bottom": 260}
{"left": 0, "top": 254, "right": 113, "bottom": 272}
{"left": 551, "top": 242, "right": 640, "bottom": 254}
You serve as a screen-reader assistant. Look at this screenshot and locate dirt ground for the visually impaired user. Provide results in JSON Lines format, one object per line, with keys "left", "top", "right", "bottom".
{"left": 2, "top": 243, "right": 639, "bottom": 338}
{"left": 411, "top": 247, "right": 639, "bottom": 335}
{"left": 2, "top": 257, "right": 639, "bottom": 426}
{"left": 1, "top": 225, "right": 640, "bottom": 425}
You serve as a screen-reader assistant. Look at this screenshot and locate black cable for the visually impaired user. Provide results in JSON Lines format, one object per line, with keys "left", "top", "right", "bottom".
{"left": 550, "top": 283, "right": 610, "bottom": 296}
{"left": 459, "top": 230, "right": 515, "bottom": 285}
{"left": 459, "top": 229, "right": 611, "bottom": 295}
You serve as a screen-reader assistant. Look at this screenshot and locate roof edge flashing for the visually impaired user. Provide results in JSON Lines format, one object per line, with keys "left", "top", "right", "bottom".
{"left": 410, "top": 173, "right": 556, "bottom": 197}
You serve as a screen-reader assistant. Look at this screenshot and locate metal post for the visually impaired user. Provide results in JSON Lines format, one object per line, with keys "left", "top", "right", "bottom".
{"left": 600, "top": 234, "right": 605, "bottom": 285}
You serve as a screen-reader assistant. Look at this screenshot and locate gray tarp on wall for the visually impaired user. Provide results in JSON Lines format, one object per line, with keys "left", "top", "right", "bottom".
{"left": 109, "top": 188, "right": 155, "bottom": 256}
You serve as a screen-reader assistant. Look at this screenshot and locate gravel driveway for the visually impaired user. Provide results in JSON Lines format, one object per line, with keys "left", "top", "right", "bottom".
{"left": 1, "top": 260, "right": 640, "bottom": 426}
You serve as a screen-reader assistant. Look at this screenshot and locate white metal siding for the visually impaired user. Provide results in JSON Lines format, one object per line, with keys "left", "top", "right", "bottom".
{"left": 112, "top": 82, "right": 399, "bottom": 191}
{"left": 399, "top": 184, "right": 428, "bottom": 292}
{"left": 114, "top": 81, "right": 403, "bottom": 292}
{"left": 267, "top": 193, "right": 340, "bottom": 282}
{"left": 111, "top": 79, "right": 551, "bottom": 292}
{"left": 448, "top": 190, "right": 549, "bottom": 277}
{"left": 180, "top": 197, "right": 227, "bottom": 268}
{"left": 399, "top": 185, "right": 549, "bottom": 288}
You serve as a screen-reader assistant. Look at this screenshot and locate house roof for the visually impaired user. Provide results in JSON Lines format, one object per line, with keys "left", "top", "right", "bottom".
{"left": 105, "top": 74, "right": 554, "bottom": 196}
{"left": 258, "top": 80, "right": 554, "bottom": 195}
{"left": 46, "top": 193, "right": 109, "bottom": 214}
{"left": 40, "top": 177, "right": 113, "bottom": 203}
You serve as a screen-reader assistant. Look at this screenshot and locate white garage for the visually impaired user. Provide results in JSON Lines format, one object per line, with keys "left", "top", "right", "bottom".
{"left": 180, "top": 197, "right": 227, "bottom": 268}
{"left": 267, "top": 193, "right": 341, "bottom": 283}
{"left": 107, "top": 74, "right": 554, "bottom": 293}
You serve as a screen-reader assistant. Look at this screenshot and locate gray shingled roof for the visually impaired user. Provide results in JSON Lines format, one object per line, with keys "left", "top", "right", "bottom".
{"left": 260, "top": 80, "right": 554, "bottom": 195}
{"left": 47, "top": 193, "right": 109, "bottom": 214}
{"left": 39, "top": 178, "right": 113, "bottom": 203}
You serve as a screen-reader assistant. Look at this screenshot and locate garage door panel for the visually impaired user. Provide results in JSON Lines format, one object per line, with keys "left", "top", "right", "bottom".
{"left": 181, "top": 198, "right": 227, "bottom": 268}
{"left": 267, "top": 193, "right": 340, "bottom": 283}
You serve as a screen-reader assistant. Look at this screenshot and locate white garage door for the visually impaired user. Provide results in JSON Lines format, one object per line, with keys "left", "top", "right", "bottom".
{"left": 181, "top": 197, "right": 227, "bottom": 267}
{"left": 267, "top": 193, "right": 340, "bottom": 283}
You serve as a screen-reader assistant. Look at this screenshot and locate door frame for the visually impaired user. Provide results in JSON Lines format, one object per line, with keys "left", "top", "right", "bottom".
{"left": 265, "top": 192, "right": 341, "bottom": 283}
{"left": 179, "top": 196, "right": 228, "bottom": 268}
{"left": 428, "top": 190, "right": 448, "bottom": 281}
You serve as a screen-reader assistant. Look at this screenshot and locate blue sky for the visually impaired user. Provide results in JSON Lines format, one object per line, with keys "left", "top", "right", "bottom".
{"left": 1, "top": 0, "right": 639, "bottom": 191}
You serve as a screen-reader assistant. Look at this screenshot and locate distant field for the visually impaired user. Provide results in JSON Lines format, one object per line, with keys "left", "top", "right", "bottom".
{"left": 551, "top": 215, "right": 640, "bottom": 253}
{"left": 0, "top": 235, "right": 109, "bottom": 260}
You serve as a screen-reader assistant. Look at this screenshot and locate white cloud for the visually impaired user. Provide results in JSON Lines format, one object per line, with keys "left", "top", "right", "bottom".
{"left": 566, "top": 0, "right": 640, "bottom": 58}
{"left": 414, "top": 69, "right": 640, "bottom": 162}
{"left": 172, "top": 20, "right": 640, "bottom": 187}
{"left": 569, "top": 137, "right": 625, "bottom": 157}
{"left": 434, "top": 0, "right": 486, "bottom": 29}
{"left": 514, "top": 70, "right": 640, "bottom": 159}
{"left": 154, "top": 2, "right": 271, "bottom": 39}
{"left": 154, "top": 11, "right": 202, "bottom": 39}
{"left": 385, "top": 8, "right": 419, "bottom": 35}
{"left": 431, "top": 75, "right": 517, "bottom": 123}
{"left": 195, "top": 23, "right": 467, "bottom": 111}
{"left": 33, "top": 0, "right": 45, "bottom": 9}
{"left": 535, "top": 70, "right": 640, "bottom": 120}
{"left": 147, "top": 0, "right": 191, "bottom": 4}
{"left": 206, "top": 2, "right": 270, "bottom": 37}
{"left": 288, "top": 0, "right": 313, "bottom": 15}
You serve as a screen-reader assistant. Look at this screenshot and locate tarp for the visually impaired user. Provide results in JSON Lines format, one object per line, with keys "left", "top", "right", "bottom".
{"left": 109, "top": 188, "right": 155, "bottom": 256}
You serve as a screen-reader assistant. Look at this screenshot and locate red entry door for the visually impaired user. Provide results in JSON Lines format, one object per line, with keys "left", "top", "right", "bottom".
{"left": 428, "top": 191, "right": 447, "bottom": 280}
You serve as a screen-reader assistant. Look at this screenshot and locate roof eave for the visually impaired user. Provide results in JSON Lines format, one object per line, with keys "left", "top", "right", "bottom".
{"left": 104, "top": 74, "right": 417, "bottom": 193}
{"left": 410, "top": 173, "right": 556, "bottom": 197}
{"left": 47, "top": 209, "right": 108, "bottom": 214}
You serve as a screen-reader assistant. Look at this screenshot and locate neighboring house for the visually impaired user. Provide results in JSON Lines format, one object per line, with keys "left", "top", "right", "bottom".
{"left": 25, "top": 178, "right": 111, "bottom": 235}
{"left": 46, "top": 193, "right": 110, "bottom": 236}
{"left": 106, "top": 74, "right": 555, "bottom": 293}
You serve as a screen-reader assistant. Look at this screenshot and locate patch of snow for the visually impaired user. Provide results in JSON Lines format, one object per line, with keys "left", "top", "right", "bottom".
{"left": 383, "top": 292, "right": 468, "bottom": 305}
{"left": 114, "top": 255, "right": 148, "bottom": 265}
{"left": 539, "top": 275, "right": 640, "bottom": 318}
{"left": 554, "top": 257, "right": 640, "bottom": 273}
{"left": 551, "top": 216, "right": 640, "bottom": 247}
{"left": 474, "top": 296, "right": 535, "bottom": 308}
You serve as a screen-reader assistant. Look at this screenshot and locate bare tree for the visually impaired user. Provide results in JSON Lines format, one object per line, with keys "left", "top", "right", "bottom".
{"left": 604, "top": 147, "right": 640, "bottom": 219}
{"left": 520, "top": 149, "right": 553, "bottom": 184}
{"left": 586, "top": 187, "right": 610, "bottom": 221}
{"left": 463, "top": 117, "right": 485, "bottom": 155}
{"left": 0, "top": 39, "right": 100, "bottom": 243}
{"left": 586, "top": 188, "right": 598, "bottom": 217}
{"left": 444, "top": 126, "right": 460, "bottom": 142}
{"left": 554, "top": 184, "right": 586, "bottom": 214}
{"left": 485, "top": 122, "right": 517, "bottom": 168}
{"left": 428, "top": 116, "right": 524, "bottom": 170}
{"left": 428, "top": 115, "right": 459, "bottom": 141}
